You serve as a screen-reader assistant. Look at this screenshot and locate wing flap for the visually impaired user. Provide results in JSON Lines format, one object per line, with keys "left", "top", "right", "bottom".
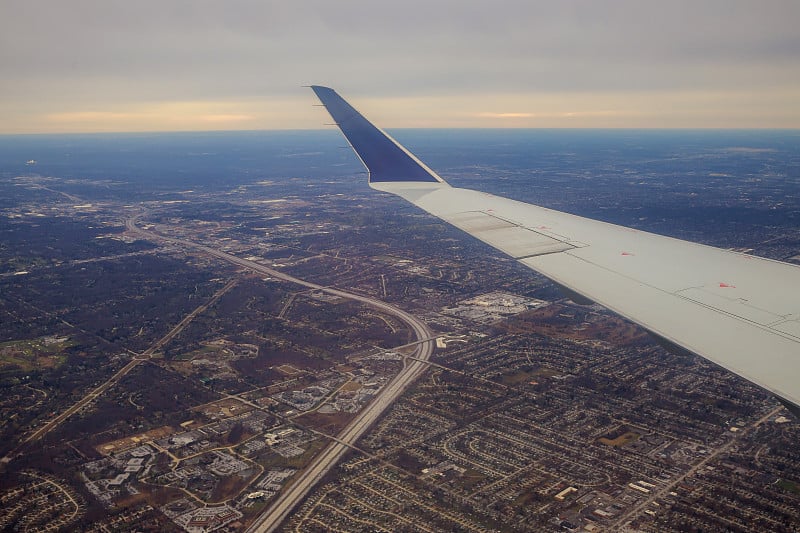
{"left": 444, "top": 211, "right": 576, "bottom": 258}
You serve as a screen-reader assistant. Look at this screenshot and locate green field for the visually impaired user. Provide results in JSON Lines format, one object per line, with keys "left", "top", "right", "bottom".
{"left": 0, "top": 336, "right": 73, "bottom": 371}
{"left": 598, "top": 431, "right": 641, "bottom": 447}
{"left": 777, "top": 478, "right": 800, "bottom": 494}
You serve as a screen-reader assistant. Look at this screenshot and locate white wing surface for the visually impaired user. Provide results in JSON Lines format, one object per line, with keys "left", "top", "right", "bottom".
{"left": 310, "top": 86, "right": 800, "bottom": 415}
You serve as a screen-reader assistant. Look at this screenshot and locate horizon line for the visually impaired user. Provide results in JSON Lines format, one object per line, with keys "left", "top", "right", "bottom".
{"left": 2, "top": 126, "right": 800, "bottom": 136}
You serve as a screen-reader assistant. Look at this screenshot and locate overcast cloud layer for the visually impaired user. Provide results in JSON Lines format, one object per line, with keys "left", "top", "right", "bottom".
{"left": 1, "top": 0, "right": 799, "bottom": 132}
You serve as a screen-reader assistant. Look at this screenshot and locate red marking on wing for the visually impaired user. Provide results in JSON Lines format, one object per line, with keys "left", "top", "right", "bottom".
{"left": 719, "top": 282, "right": 736, "bottom": 288}
{"left": 621, "top": 251, "right": 634, "bottom": 256}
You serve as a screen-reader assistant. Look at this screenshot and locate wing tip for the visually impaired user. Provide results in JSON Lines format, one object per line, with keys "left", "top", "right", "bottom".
{"left": 308, "top": 85, "right": 448, "bottom": 185}
{"left": 309, "top": 85, "right": 334, "bottom": 94}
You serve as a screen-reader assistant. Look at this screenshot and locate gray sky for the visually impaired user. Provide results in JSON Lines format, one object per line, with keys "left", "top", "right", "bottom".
{"left": 2, "top": 0, "right": 799, "bottom": 132}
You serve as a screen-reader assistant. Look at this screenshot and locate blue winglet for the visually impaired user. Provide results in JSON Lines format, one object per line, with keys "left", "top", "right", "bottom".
{"left": 310, "top": 86, "right": 444, "bottom": 183}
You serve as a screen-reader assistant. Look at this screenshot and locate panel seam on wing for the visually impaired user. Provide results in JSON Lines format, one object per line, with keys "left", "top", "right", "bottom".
{"left": 558, "top": 250, "right": 800, "bottom": 344}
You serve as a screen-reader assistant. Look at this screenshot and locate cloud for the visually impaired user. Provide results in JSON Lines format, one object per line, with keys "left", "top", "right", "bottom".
{"left": 1, "top": 0, "right": 799, "bottom": 131}
{"left": 46, "top": 111, "right": 147, "bottom": 123}
{"left": 198, "top": 114, "right": 254, "bottom": 123}
{"left": 476, "top": 110, "right": 622, "bottom": 120}
{"left": 32, "top": 101, "right": 259, "bottom": 132}
{"left": 477, "top": 113, "right": 536, "bottom": 119}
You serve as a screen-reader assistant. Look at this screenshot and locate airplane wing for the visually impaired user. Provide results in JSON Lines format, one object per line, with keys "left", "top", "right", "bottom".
{"left": 309, "top": 85, "right": 800, "bottom": 415}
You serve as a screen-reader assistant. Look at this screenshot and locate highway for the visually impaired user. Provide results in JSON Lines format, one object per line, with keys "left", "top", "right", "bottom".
{"left": 246, "top": 333, "right": 432, "bottom": 533}
{"left": 125, "top": 215, "right": 436, "bottom": 532}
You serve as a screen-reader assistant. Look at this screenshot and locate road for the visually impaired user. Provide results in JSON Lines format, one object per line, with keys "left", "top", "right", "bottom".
{"left": 247, "top": 336, "right": 432, "bottom": 533}
{"left": 2, "top": 278, "right": 238, "bottom": 463}
{"left": 125, "top": 215, "right": 436, "bottom": 532}
{"left": 610, "top": 404, "right": 785, "bottom": 529}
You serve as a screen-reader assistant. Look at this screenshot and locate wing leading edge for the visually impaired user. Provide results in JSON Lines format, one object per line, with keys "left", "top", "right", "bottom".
{"left": 309, "top": 85, "right": 800, "bottom": 415}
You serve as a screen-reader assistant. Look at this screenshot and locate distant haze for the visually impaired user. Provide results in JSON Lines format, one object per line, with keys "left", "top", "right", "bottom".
{"left": 2, "top": 0, "right": 799, "bottom": 133}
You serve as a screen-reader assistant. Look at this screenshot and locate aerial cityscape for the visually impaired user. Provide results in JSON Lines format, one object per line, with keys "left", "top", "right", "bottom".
{"left": 0, "top": 129, "right": 799, "bottom": 532}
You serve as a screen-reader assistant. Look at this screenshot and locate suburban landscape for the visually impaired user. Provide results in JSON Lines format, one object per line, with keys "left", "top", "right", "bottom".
{"left": 0, "top": 129, "right": 799, "bottom": 532}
